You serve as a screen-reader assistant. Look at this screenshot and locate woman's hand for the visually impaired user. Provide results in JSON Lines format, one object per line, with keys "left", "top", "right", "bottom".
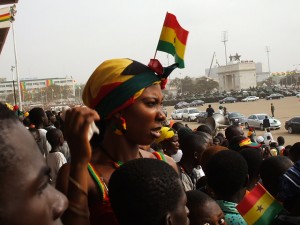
{"left": 64, "top": 107, "right": 100, "bottom": 164}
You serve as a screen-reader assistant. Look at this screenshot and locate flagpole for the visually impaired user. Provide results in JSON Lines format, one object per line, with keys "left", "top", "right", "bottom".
{"left": 10, "top": 5, "right": 22, "bottom": 111}
{"left": 153, "top": 12, "right": 168, "bottom": 60}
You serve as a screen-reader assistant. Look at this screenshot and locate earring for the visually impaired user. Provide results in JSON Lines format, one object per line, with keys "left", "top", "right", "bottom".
{"left": 114, "top": 116, "right": 127, "bottom": 135}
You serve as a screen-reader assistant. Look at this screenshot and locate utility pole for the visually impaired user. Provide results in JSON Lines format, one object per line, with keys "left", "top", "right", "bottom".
{"left": 221, "top": 31, "right": 228, "bottom": 65}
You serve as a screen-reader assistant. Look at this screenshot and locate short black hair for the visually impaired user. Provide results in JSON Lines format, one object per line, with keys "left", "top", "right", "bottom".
{"left": 225, "top": 125, "right": 243, "bottom": 142}
{"left": 206, "top": 150, "right": 248, "bottom": 197}
{"left": 179, "top": 133, "right": 206, "bottom": 158}
{"left": 196, "top": 125, "right": 212, "bottom": 136}
{"left": 260, "top": 156, "right": 294, "bottom": 197}
{"left": 46, "top": 128, "right": 63, "bottom": 147}
{"left": 171, "top": 122, "right": 184, "bottom": 132}
{"left": 240, "top": 148, "right": 263, "bottom": 187}
{"left": 108, "top": 158, "right": 183, "bottom": 225}
{"left": 0, "top": 103, "right": 21, "bottom": 189}
{"left": 186, "top": 190, "right": 216, "bottom": 221}
{"left": 29, "top": 107, "right": 45, "bottom": 126}
{"left": 277, "top": 136, "right": 285, "bottom": 146}
{"left": 289, "top": 142, "right": 300, "bottom": 163}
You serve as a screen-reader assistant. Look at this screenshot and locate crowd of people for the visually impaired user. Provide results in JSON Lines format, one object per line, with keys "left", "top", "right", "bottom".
{"left": 1, "top": 58, "right": 300, "bottom": 225}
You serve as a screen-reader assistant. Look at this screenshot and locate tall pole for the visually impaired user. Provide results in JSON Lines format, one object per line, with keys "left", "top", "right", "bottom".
{"left": 11, "top": 66, "right": 16, "bottom": 105}
{"left": 10, "top": 5, "right": 22, "bottom": 111}
{"left": 266, "top": 46, "right": 271, "bottom": 75}
{"left": 221, "top": 31, "right": 228, "bottom": 65}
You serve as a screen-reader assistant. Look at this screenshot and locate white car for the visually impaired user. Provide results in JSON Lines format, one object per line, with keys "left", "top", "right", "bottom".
{"left": 182, "top": 108, "right": 200, "bottom": 122}
{"left": 171, "top": 109, "right": 184, "bottom": 120}
{"left": 241, "top": 96, "right": 259, "bottom": 102}
{"left": 296, "top": 93, "right": 300, "bottom": 98}
{"left": 245, "top": 113, "right": 281, "bottom": 130}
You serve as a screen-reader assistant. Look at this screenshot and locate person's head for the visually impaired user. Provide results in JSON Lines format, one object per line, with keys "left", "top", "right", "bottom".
{"left": 46, "top": 128, "right": 64, "bottom": 149}
{"left": 23, "top": 116, "right": 31, "bottom": 127}
{"left": 82, "top": 58, "right": 177, "bottom": 145}
{"left": 265, "top": 116, "right": 268, "bottom": 119}
{"left": 29, "top": 107, "right": 48, "bottom": 128}
{"left": 229, "top": 136, "right": 261, "bottom": 153}
{"left": 108, "top": 158, "right": 189, "bottom": 225}
{"left": 240, "top": 148, "right": 263, "bottom": 190}
{"left": 45, "top": 110, "right": 56, "bottom": 125}
{"left": 172, "top": 122, "right": 185, "bottom": 132}
{"left": 288, "top": 142, "right": 300, "bottom": 163}
{"left": 277, "top": 136, "right": 285, "bottom": 146}
{"left": 266, "top": 128, "right": 271, "bottom": 132}
{"left": 270, "top": 141, "right": 278, "bottom": 148}
{"left": 284, "top": 145, "right": 292, "bottom": 157}
{"left": 277, "top": 161, "right": 300, "bottom": 215}
{"left": 206, "top": 150, "right": 248, "bottom": 202}
{"left": 0, "top": 103, "right": 67, "bottom": 225}
{"left": 196, "top": 124, "right": 212, "bottom": 136}
{"left": 256, "top": 136, "right": 264, "bottom": 144}
{"left": 225, "top": 125, "right": 244, "bottom": 143}
{"left": 179, "top": 133, "right": 207, "bottom": 167}
{"left": 155, "top": 127, "right": 179, "bottom": 156}
{"left": 260, "top": 156, "right": 294, "bottom": 198}
{"left": 200, "top": 145, "right": 228, "bottom": 174}
{"left": 208, "top": 104, "right": 211, "bottom": 108}
{"left": 213, "top": 137, "right": 221, "bottom": 145}
{"left": 186, "top": 190, "right": 227, "bottom": 225}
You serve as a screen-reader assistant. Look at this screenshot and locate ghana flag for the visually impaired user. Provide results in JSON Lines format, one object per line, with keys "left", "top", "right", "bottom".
{"left": 236, "top": 183, "right": 283, "bottom": 225}
{"left": 0, "top": 7, "right": 11, "bottom": 28}
{"left": 156, "top": 12, "right": 189, "bottom": 68}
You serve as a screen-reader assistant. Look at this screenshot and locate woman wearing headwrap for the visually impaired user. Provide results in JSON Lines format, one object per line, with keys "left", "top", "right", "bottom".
{"left": 56, "top": 58, "right": 180, "bottom": 225}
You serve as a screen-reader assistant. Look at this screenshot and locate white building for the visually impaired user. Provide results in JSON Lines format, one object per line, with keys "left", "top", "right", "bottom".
{"left": 218, "top": 60, "right": 257, "bottom": 92}
{"left": 0, "top": 77, "right": 75, "bottom": 102}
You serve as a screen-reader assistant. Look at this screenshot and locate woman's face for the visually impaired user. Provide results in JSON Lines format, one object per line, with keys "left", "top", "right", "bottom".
{"left": 122, "top": 84, "right": 166, "bottom": 145}
{"left": 164, "top": 135, "right": 180, "bottom": 156}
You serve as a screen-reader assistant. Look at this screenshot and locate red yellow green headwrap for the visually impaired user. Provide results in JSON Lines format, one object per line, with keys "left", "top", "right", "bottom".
{"left": 83, "top": 58, "right": 177, "bottom": 119}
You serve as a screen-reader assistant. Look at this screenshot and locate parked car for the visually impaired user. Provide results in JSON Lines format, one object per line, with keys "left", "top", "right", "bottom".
{"left": 171, "top": 109, "right": 183, "bottom": 120}
{"left": 219, "top": 97, "right": 237, "bottom": 104}
{"left": 285, "top": 116, "right": 300, "bottom": 134}
{"left": 226, "top": 112, "right": 247, "bottom": 125}
{"left": 196, "top": 111, "right": 208, "bottom": 123}
{"left": 189, "top": 99, "right": 205, "bottom": 106}
{"left": 265, "top": 93, "right": 284, "bottom": 100}
{"left": 241, "top": 96, "right": 259, "bottom": 102}
{"left": 182, "top": 108, "right": 200, "bottom": 122}
{"left": 245, "top": 113, "right": 281, "bottom": 130}
{"left": 296, "top": 93, "right": 300, "bottom": 98}
{"left": 174, "top": 101, "right": 189, "bottom": 109}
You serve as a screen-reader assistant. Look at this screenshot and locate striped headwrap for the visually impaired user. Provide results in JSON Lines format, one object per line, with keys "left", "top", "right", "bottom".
{"left": 83, "top": 58, "right": 177, "bottom": 119}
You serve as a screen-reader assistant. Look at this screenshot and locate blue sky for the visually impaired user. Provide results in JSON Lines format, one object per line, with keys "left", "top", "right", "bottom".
{"left": 0, "top": 0, "right": 300, "bottom": 84}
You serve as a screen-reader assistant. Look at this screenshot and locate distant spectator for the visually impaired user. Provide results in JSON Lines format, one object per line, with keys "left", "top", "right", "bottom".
{"left": 271, "top": 103, "right": 275, "bottom": 117}
{"left": 277, "top": 136, "right": 286, "bottom": 156}
{"left": 263, "top": 128, "right": 274, "bottom": 142}
{"left": 263, "top": 116, "right": 271, "bottom": 130}
{"left": 284, "top": 145, "right": 292, "bottom": 157}
{"left": 206, "top": 104, "right": 215, "bottom": 118}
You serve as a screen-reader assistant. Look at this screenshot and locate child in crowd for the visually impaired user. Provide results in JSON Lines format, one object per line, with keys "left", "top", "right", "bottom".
{"left": 46, "top": 128, "right": 67, "bottom": 186}
{"left": 186, "top": 190, "right": 227, "bottom": 225}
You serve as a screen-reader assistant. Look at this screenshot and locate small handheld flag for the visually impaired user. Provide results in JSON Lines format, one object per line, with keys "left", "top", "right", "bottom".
{"left": 236, "top": 183, "right": 283, "bottom": 225}
{"left": 155, "top": 12, "right": 189, "bottom": 68}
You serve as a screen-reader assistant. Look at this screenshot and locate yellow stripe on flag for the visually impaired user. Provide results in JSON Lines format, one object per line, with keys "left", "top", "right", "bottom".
{"left": 159, "top": 26, "right": 186, "bottom": 59}
{"left": 243, "top": 192, "right": 274, "bottom": 224}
